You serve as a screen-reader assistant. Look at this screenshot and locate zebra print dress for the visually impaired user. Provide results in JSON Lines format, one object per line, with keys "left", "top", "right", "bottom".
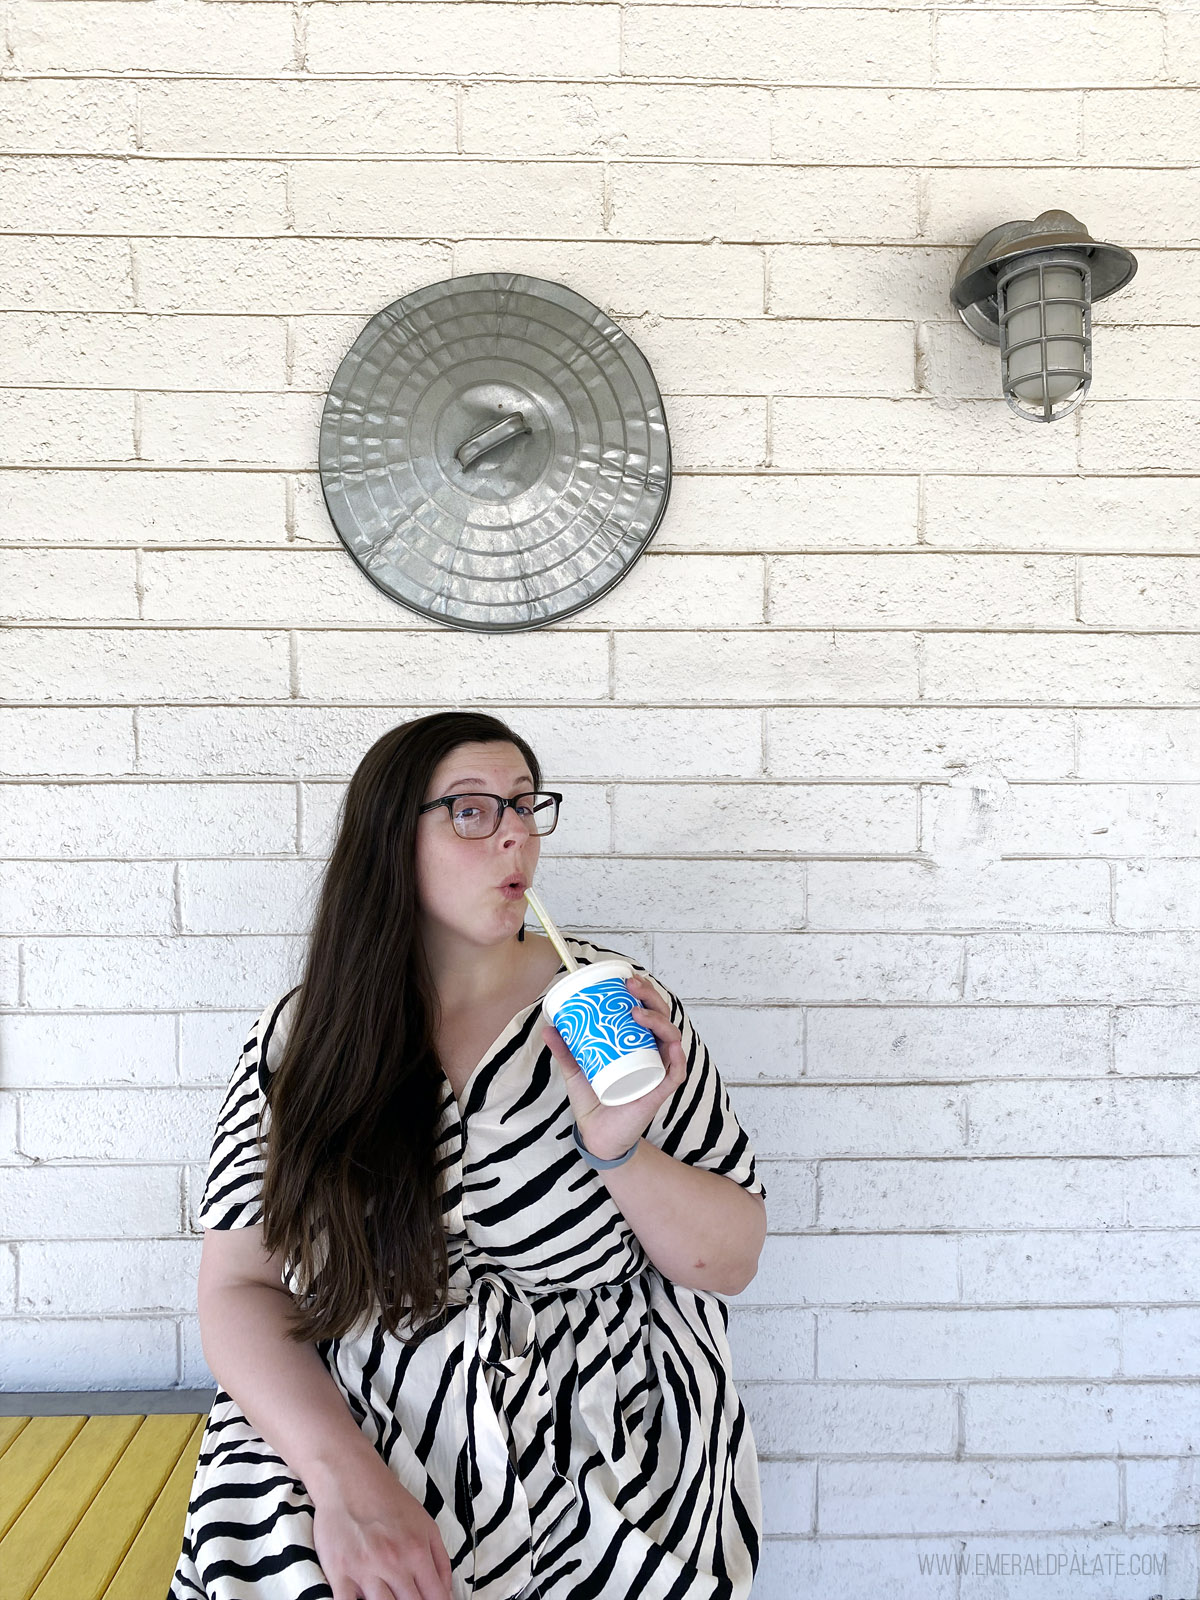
{"left": 170, "top": 937, "right": 767, "bottom": 1600}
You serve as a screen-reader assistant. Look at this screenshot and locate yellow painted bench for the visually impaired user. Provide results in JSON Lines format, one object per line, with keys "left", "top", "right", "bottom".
{"left": 0, "top": 1392, "right": 214, "bottom": 1600}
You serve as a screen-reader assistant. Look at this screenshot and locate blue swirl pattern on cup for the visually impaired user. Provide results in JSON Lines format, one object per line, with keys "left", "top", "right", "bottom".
{"left": 553, "top": 979, "right": 659, "bottom": 1084}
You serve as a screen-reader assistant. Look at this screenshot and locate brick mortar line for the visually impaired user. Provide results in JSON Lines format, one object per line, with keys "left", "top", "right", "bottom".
{"left": 2, "top": 700, "right": 1198, "bottom": 711}
{"left": 0, "top": 309, "right": 1147, "bottom": 320}
{"left": 0, "top": 233, "right": 1188, "bottom": 250}
{"left": 20, "top": 542, "right": 1176, "bottom": 551}
{"left": 4, "top": 779, "right": 1199, "bottom": 788}
{"left": 6, "top": 623, "right": 1200, "bottom": 636}
{"left": 0, "top": 72, "right": 1187, "bottom": 87}
{"left": 0, "top": 231, "right": 1189, "bottom": 251}
{"left": 4, "top": 81, "right": 1196, "bottom": 102}
{"left": 6, "top": 1136, "right": 1200, "bottom": 1155}
{"left": 10, "top": 547, "right": 1200, "bottom": 557}
{"left": 0, "top": 150, "right": 1192, "bottom": 167}
{"left": 429, "top": 1009, "right": 1195, "bottom": 1024}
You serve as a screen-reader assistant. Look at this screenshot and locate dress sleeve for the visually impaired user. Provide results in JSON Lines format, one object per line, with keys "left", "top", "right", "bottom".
{"left": 196, "top": 991, "right": 294, "bottom": 1231}
{"left": 638, "top": 972, "right": 766, "bottom": 1204}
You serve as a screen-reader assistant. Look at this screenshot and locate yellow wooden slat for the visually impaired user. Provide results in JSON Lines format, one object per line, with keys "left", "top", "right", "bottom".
{"left": 35, "top": 1414, "right": 200, "bottom": 1600}
{"left": 0, "top": 1415, "right": 143, "bottom": 1600}
{"left": 0, "top": 1419, "right": 30, "bottom": 1461}
{"left": 0, "top": 1417, "right": 85, "bottom": 1542}
{"left": 102, "top": 1416, "right": 206, "bottom": 1600}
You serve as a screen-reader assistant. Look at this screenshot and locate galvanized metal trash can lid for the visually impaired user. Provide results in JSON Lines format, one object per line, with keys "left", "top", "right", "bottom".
{"left": 318, "top": 272, "right": 672, "bottom": 632}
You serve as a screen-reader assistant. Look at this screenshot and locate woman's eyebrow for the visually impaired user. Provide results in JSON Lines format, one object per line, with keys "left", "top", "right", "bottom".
{"left": 442, "top": 775, "right": 534, "bottom": 791}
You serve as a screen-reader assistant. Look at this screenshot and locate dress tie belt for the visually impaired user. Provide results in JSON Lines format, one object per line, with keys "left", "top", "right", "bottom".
{"left": 460, "top": 1270, "right": 580, "bottom": 1600}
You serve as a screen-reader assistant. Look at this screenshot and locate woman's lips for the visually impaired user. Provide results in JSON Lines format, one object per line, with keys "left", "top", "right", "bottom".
{"left": 499, "top": 881, "right": 527, "bottom": 900}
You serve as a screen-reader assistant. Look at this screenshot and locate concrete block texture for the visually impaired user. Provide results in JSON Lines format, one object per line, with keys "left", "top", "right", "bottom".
{"left": 1, "top": 3, "right": 1194, "bottom": 1584}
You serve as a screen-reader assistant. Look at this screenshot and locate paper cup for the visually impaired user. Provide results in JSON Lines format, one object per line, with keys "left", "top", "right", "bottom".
{"left": 543, "top": 959, "right": 666, "bottom": 1106}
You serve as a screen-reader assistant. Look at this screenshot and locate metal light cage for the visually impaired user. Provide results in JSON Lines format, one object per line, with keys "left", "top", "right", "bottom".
{"left": 996, "top": 251, "right": 1092, "bottom": 423}
{"left": 950, "top": 210, "right": 1137, "bottom": 425}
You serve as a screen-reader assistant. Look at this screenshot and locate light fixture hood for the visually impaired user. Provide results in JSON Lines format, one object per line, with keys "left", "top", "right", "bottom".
{"left": 951, "top": 209, "right": 1138, "bottom": 344}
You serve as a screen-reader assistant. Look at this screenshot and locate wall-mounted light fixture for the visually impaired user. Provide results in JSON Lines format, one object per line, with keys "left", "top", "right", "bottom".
{"left": 950, "top": 209, "right": 1137, "bottom": 423}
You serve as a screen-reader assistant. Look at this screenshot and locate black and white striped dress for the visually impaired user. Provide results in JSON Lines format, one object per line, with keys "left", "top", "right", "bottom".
{"left": 170, "top": 938, "right": 767, "bottom": 1600}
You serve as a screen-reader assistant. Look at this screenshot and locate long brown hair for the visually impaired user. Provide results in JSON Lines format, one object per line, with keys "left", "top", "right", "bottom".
{"left": 259, "top": 711, "right": 542, "bottom": 1343}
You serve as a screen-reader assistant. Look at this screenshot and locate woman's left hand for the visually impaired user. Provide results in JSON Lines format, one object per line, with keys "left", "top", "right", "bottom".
{"left": 542, "top": 973, "right": 687, "bottom": 1162}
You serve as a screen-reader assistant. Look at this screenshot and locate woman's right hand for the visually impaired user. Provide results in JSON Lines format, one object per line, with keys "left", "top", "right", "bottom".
{"left": 310, "top": 1450, "right": 454, "bottom": 1600}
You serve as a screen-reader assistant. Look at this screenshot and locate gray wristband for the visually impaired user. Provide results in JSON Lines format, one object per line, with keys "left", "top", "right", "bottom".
{"left": 573, "top": 1120, "right": 639, "bottom": 1169}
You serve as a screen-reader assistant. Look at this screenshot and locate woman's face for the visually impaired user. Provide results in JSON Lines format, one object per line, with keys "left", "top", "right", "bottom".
{"left": 415, "top": 740, "right": 544, "bottom": 951}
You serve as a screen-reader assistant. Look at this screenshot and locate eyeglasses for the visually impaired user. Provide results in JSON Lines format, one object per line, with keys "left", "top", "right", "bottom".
{"left": 418, "top": 791, "right": 562, "bottom": 840}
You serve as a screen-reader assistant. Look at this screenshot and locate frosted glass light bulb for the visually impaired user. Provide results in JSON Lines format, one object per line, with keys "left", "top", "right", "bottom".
{"left": 1001, "top": 262, "right": 1087, "bottom": 408}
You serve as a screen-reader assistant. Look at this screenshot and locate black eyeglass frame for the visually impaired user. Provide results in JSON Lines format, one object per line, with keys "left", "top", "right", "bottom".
{"left": 417, "top": 790, "right": 564, "bottom": 839}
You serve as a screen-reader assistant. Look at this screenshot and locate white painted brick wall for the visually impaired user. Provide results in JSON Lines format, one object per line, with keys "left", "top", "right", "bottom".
{"left": 1, "top": 0, "right": 1196, "bottom": 1592}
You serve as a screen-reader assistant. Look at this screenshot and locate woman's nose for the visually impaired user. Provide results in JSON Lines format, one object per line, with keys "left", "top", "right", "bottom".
{"left": 497, "top": 809, "right": 527, "bottom": 846}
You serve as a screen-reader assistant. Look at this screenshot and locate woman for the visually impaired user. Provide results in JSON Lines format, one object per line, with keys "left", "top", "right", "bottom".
{"left": 171, "top": 710, "right": 769, "bottom": 1600}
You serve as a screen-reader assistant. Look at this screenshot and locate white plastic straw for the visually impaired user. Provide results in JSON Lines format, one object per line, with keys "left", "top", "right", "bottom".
{"left": 523, "top": 886, "right": 578, "bottom": 972}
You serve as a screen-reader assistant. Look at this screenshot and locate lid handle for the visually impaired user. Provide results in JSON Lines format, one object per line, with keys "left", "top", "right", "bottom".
{"left": 455, "top": 411, "right": 531, "bottom": 470}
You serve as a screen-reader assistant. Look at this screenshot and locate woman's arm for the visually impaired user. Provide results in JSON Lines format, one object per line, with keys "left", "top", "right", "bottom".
{"left": 588, "top": 1139, "right": 767, "bottom": 1297}
{"left": 543, "top": 971, "right": 768, "bottom": 1297}
{"left": 197, "top": 1226, "right": 454, "bottom": 1600}
{"left": 198, "top": 1226, "right": 376, "bottom": 1491}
